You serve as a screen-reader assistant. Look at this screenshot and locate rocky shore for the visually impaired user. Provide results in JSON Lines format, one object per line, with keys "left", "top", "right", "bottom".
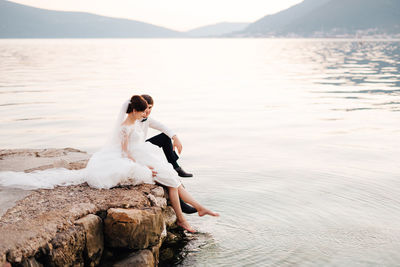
{"left": 0, "top": 148, "right": 185, "bottom": 267}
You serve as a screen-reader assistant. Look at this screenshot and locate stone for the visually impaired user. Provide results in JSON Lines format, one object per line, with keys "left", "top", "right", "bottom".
{"left": 159, "top": 247, "right": 175, "bottom": 263}
{"left": 52, "top": 159, "right": 69, "bottom": 169}
{"left": 165, "top": 232, "right": 180, "bottom": 244}
{"left": 163, "top": 206, "right": 177, "bottom": 228}
{"left": 147, "top": 194, "right": 167, "bottom": 209}
{"left": 46, "top": 226, "right": 85, "bottom": 267}
{"left": 150, "top": 186, "right": 165, "bottom": 198}
{"left": 150, "top": 234, "right": 165, "bottom": 266}
{"left": 0, "top": 148, "right": 182, "bottom": 266}
{"left": 20, "top": 257, "right": 43, "bottom": 267}
{"left": 104, "top": 207, "right": 164, "bottom": 250}
{"left": 113, "top": 250, "right": 154, "bottom": 267}
{"left": 0, "top": 183, "right": 153, "bottom": 264}
{"left": 75, "top": 214, "right": 104, "bottom": 267}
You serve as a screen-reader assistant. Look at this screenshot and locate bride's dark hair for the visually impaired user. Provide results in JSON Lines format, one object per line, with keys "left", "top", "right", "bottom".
{"left": 126, "top": 95, "right": 148, "bottom": 113}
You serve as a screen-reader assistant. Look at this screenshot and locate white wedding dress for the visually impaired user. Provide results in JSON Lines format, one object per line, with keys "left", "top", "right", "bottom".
{"left": 0, "top": 101, "right": 181, "bottom": 190}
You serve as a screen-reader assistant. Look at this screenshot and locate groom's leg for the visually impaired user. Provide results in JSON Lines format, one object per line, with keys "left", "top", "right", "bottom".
{"left": 180, "top": 198, "right": 197, "bottom": 214}
{"left": 146, "top": 133, "right": 179, "bottom": 168}
{"left": 147, "top": 133, "right": 193, "bottom": 177}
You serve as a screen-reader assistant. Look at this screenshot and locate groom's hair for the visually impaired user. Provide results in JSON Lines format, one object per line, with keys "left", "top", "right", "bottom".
{"left": 127, "top": 95, "right": 148, "bottom": 113}
{"left": 141, "top": 94, "right": 154, "bottom": 105}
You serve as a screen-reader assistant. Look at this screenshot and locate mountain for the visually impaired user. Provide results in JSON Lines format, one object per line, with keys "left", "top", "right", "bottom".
{"left": 186, "top": 22, "right": 250, "bottom": 37}
{"left": 0, "top": 0, "right": 184, "bottom": 38}
{"left": 242, "top": 0, "right": 400, "bottom": 37}
{"left": 245, "top": 0, "right": 331, "bottom": 35}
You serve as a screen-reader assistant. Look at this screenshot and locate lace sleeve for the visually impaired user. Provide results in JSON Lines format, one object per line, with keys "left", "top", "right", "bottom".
{"left": 120, "top": 125, "right": 131, "bottom": 158}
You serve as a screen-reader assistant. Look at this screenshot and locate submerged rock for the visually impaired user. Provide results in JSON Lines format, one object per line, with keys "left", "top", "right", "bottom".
{"left": 113, "top": 249, "right": 154, "bottom": 267}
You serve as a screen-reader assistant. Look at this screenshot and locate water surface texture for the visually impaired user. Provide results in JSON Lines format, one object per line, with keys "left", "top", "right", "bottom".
{"left": 1, "top": 39, "right": 400, "bottom": 266}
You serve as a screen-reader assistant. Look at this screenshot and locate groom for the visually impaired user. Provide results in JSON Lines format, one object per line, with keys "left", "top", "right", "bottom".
{"left": 140, "top": 94, "right": 193, "bottom": 177}
{"left": 140, "top": 94, "right": 197, "bottom": 214}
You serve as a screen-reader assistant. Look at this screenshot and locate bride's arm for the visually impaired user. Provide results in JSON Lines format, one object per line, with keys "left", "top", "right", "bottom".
{"left": 121, "top": 126, "right": 136, "bottom": 162}
{"left": 120, "top": 126, "right": 157, "bottom": 177}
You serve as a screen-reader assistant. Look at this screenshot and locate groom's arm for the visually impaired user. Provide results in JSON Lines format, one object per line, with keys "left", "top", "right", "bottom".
{"left": 148, "top": 118, "right": 175, "bottom": 138}
{"left": 148, "top": 118, "right": 183, "bottom": 154}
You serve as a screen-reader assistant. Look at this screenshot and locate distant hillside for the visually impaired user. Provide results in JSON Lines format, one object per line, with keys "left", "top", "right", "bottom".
{"left": 241, "top": 0, "right": 400, "bottom": 37}
{"left": 245, "top": 0, "right": 331, "bottom": 35}
{"left": 0, "top": 0, "right": 184, "bottom": 38}
{"left": 186, "top": 22, "right": 249, "bottom": 37}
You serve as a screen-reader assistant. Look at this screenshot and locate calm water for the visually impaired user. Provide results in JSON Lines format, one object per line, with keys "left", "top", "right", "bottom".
{"left": 1, "top": 39, "right": 400, "bottom": 266}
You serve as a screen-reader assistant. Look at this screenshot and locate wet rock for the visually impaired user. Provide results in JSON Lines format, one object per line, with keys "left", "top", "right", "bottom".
{"left": 0, "top": 148, "right": 89, "bottom": 172}
{"left": 19, "top": 257, "right": 43, "bottom": 267}
{"left": 159, "top": 247, "right": 175, "bottom": 263}
{"left": 75, "top": 214, "right": 103, "bottom": 267}
{"left": 104, "top": 207, "right": 164, "bottom": 250}
{"left": 165, "top": 232, "right": 180, "bottom": 244}
{"left": 0, "top": 257, "right": 11, "bottom": 267}
{"left": 112, "top": 249, "right": 154, "bottom": 267}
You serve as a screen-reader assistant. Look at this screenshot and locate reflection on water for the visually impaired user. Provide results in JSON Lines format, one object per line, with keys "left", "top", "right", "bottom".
{"left": 1, "top": 39, "right": 400, "bottom": 266}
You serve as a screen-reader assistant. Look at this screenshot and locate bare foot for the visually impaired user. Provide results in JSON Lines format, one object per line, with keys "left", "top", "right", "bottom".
{"left": 177, "top": 220, "right": 196, "bottom": 233}
{"left": 198, "top": 208, "right": 220, "bottom": 217}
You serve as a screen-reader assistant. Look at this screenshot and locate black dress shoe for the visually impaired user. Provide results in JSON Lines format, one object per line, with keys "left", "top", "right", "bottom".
{"left": 175, "top": 167, "right": 193, "bottom": 177}
{"left": 180, "top": 198, "right": 197, "bottom": 214}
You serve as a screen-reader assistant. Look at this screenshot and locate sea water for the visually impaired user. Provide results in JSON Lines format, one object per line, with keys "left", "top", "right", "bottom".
{"left": 1, "top": 38, "right": 400, "bottom": 266}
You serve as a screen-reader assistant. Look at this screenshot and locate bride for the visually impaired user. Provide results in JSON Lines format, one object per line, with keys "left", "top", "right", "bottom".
{"left": 0, "top": 95, "right": 219, "bottom": 232}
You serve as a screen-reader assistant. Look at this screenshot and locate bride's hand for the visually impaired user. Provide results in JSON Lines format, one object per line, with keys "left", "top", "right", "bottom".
{"left": 148, "top": 166, "right": 157, "bottom": 177}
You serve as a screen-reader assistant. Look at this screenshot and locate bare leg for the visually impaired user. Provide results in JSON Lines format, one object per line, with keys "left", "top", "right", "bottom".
{"left": 168, "top": 187, "right": 196, "bottom": 233}
{"left": 178, "top": 185, "right": 219, "bottom": 217}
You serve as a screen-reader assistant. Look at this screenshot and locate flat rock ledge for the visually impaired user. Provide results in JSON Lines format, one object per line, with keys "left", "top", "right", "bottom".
{"left": 0, "top": 148, "right": 182, "bottom": 267}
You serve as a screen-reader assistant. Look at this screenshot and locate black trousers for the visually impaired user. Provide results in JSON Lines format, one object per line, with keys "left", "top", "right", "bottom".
{"left": 146, "top": 133, "right": 179, "bottom": 169}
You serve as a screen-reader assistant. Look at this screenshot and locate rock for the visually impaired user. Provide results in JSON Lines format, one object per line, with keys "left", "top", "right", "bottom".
{"left": 52, "top": 159, "right": 69, "bottom": 169}
{"left": 147, "top": 194, "right": 167, "bottom": 209}
{"left": 150, "top": 186, "right": 165, "bottom": 198}
{"left": 46, "top": 226, "right": 85, "bottom": 267}
{"left": 0, "top": 183, "right": 153, "bottom": 263}
{"left": 0, "top": 148, "right": 183, "bottom": 266}
{"left": 75, "top": 214, "right": 103, "bottom": 267}
{"left": 20, "top": 257, "right": 43, "bottom": 267}
{"left": 0, "top": 148, "right": 89, "bottom": 172}
{"left": 163, "top": 206, "right": 177, "bottom": 228}
{"left": 1, "top": 261, "right": 11, "bottom": 267}
{"left": 159, "top": 247, "right": 175, "bottom": 263}
{"left": 104, "top": 207, "right": 164, "bottom": 249}
{"left": 165, "top": 232, "right": 180, "bottom": 244}
{"left": 150, "top": 234, "right": 165, "bottom": 266}
{"left": 112, "top": 250, "right": 154, "bottom": 267}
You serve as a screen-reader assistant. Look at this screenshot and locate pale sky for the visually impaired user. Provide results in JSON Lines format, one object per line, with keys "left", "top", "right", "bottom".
{"left": 9, "top": 0, "right": 303, "bottom": 31}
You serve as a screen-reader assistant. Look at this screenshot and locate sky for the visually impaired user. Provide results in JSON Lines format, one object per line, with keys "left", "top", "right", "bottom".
{"left": 9, "top": 0, "right": 303, "bottom": 31}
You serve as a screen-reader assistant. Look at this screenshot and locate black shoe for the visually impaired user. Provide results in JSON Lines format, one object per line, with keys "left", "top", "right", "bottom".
{"left": 180, "top": 198, "right": 197, "bottom": 214}
{"left": 175, "top": 166, "right": 193, "bottom": 177}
